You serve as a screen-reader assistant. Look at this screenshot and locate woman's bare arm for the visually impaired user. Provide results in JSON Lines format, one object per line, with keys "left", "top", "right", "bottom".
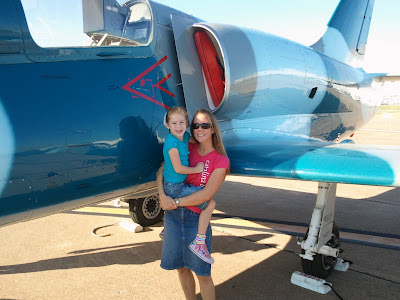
{"left": 177, "top": 168, "right": 226, "bottom": 207}
{"left": 156, "top": 164, "right": 177, "bottom": 210}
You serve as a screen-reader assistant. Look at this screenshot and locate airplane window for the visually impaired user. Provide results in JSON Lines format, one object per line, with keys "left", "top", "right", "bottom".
{"left": 21, "top": 0, "right": 92, "bottom": 47}
{"left": 20, "top": 0, "right": 153, "bottom": 48}
{"left": 122, "top": 3, "right": 153, "bottom": 45}
{"left": 128, "top": 3, "right": 151, "bottom": 23}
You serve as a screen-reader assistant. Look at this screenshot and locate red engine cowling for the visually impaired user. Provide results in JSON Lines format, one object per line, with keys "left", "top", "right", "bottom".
{"left": 194, "top": 31, "right": 225, "bottom": 108}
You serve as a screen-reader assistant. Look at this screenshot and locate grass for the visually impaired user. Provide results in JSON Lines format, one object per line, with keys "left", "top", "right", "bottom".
{"left": 379, "top": 105, "right": 400, "bottom": 111}
{"left": 380, "top": 105, "right": 400, "bottom": 110}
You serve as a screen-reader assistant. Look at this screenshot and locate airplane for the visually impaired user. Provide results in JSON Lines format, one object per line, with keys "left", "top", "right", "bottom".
{"left": 1, "top": 0, "right": 399, "bottom": 281}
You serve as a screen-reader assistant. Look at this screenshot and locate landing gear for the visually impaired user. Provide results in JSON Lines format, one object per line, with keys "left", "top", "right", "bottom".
{"left": 128, "top": 195, "right": 164, "bottom": 227}
{"left": 301, "top": 223, "right": 340, "bottom": 278}
{"left": 297, "top": 182, "right": 346, "bottom": 279}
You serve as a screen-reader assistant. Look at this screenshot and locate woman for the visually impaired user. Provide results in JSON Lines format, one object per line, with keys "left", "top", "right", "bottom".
{"left": 157, "top": 109, "right": 229, "bottom": 300}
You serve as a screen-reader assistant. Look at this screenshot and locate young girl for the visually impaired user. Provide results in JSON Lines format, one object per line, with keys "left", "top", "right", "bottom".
{"left": 162, "top": 107, "right": 216, "bottom": 264}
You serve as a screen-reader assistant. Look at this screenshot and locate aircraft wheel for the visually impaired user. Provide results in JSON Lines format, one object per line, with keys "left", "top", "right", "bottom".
{"left": 129, "top": 195, "right": 164, "bottom": 227}
{"left": 301, "top": 222, "right": 340, "bottom": 279}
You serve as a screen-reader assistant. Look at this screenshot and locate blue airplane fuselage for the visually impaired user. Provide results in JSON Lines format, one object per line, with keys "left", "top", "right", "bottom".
{"left": 0, "top": 0, "right": 384, "bottom": 226}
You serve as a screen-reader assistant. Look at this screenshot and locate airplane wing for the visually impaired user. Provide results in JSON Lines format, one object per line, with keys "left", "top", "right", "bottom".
{"left": 224, "top": 131, "right": 400, "bottom": 187}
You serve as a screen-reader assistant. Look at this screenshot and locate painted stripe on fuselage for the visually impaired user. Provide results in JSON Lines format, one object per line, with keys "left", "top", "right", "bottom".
{"left": 121, "top": 55, "right": 172, "bottom": 110}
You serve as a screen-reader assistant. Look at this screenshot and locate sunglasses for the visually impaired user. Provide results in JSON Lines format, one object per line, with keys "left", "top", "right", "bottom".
{"left": 192, "top": 123, "right": 212, "bottom": 129}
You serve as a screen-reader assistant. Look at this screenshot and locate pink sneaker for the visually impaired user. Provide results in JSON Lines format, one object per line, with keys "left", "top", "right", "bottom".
{"left": 189, "top": 240, "right": 214, "bottom": 264}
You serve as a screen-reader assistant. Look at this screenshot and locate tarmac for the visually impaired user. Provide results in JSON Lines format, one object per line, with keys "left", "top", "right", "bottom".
{"left": 0, "top": 110, "right": 400, "bottom": 300}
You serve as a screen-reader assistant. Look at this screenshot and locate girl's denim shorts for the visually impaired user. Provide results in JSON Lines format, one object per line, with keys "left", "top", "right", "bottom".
{"left": 160, "top": 207, "right": 212, "bottom": 276}
{"left": 164, "top": 181, "right": 208, "bottom": 210}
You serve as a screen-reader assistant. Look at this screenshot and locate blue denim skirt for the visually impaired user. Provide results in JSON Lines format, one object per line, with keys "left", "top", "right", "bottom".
{"left": 161, "top": 207, "right": 212, "bottom": 276}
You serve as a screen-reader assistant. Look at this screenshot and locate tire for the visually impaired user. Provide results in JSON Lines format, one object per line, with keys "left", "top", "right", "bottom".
{"left": 301, "top": 222, "right": 340, "bottom": 279}
{"left": 129, "top": 195, "right": 164, "bottom": 227}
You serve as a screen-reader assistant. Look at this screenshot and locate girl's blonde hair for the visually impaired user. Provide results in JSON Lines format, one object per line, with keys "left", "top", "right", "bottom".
{"left": 165, "top": 106, "right": 189, "bottom": 124}
{"left": 190, "top": 109, "right": 229, "bottom": 161}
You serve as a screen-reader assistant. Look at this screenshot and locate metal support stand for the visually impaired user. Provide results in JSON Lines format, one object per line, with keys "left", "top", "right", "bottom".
{"left": 291, "top": 271, "right": 332, "bottom": 294}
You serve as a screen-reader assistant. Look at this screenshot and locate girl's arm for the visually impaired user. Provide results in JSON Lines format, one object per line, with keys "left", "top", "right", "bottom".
{"left": 169, "top": 148, "right": 204, "bottom": 174}
{"left": 156, "top": 164, "right": 177, "bottom": 210}
{"left": 177, "top": 168, "right": 226, "bottom": 207}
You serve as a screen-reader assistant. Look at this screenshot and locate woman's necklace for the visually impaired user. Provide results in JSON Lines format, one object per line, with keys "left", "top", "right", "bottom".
{"left": 198, "top": 146, "right": 214, "bottom": 156}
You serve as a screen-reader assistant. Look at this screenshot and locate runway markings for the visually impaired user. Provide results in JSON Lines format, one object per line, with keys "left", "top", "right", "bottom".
{"left": 69, "top": 204, "right": 400, "bottom": 251}
{"left": 211, "top": 217, "right": 292, "bottom": 250}
{"left": 71, "top": 205, "right": 130, "bottom": 218}
{"left": 359, "top": 129, "right": 400, "bottom": 133}
{"left": 211, "top": 216, "right": 400, "bottom": 251}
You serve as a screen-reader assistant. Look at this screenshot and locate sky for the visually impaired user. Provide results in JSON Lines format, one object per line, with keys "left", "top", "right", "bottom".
{"left": 154, "top": 0, "right": 400, "bottom": 75}
{"left": 21, "top": 0, "right": 400, "bottom": 75}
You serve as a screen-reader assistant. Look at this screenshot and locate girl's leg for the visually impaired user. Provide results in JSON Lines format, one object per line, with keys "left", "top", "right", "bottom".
{"left": 196, "top": 274, "right": 215, "bottom": 300}
{"left": 177, "top": 268, "right": 197, "bottom": 300}
{"left": 197, "top": 199, "right": 216, "bottom": 234}
{"left": 189, "top": 199, "right": 216, "bottom": 264}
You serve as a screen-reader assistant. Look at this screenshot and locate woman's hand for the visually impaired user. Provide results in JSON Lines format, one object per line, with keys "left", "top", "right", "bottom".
{"left": 159, "top": 193, "right": 177, "bottom": 210}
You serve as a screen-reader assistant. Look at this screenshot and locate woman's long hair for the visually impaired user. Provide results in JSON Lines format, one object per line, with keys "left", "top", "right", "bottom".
{"left": 190, "top": 109, "right": 229, "bottom": 160}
